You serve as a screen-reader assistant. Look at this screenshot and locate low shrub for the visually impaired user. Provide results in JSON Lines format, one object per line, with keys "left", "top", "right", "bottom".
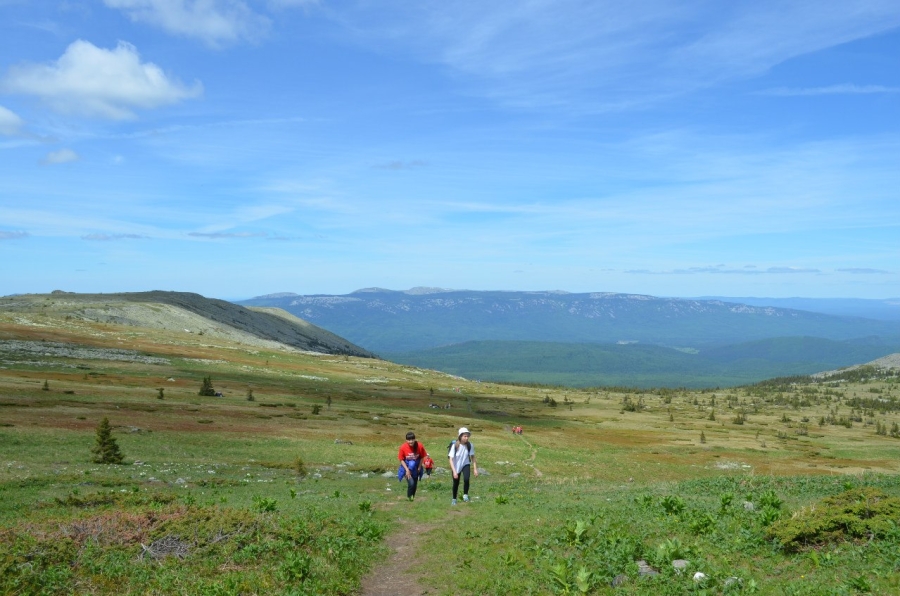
{"left": 767, "top": 487, "right": 900, "bottom": 551}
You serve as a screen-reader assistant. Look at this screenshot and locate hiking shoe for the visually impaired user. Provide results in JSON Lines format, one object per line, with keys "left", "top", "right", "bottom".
{"left": 451, "top": 498, "right": 457, "bottom": 506}
{"left": 463, "top": 494, "right": 470, "bottom": 502}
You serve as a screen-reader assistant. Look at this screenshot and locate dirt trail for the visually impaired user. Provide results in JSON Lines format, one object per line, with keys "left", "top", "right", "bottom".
{"left": 359, "top": 501, "right": 468, "bottom": 596}
{"left": 520, "top": 435, "right": 543, "bottom": 477}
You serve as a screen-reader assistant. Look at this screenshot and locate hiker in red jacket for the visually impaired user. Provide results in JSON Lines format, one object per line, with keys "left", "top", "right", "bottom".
{"left": 398, "top": 431, "right": 427, "bottom": 501}
{"left": 422, "top": 454, "right": 434, "bottom": 478}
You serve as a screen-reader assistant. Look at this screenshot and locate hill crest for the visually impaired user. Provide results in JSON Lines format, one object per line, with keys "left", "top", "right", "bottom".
{"left": 1, "top": 291, "right": 375, "bottom": 357}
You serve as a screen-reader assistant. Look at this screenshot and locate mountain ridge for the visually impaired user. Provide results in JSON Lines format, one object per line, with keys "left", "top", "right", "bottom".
{"left": 1, "top": 291, "right": 375, "bottom": 358}
{"left": 239, "top": 289, "right": 900, "bottom": 353}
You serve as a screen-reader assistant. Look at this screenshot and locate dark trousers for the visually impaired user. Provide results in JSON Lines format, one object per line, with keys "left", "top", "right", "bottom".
{"left": 452, "top": 464, "right": 471, "bottom": 499}
{"left": 406, "top": 474, "right": 419, "bottom": 498}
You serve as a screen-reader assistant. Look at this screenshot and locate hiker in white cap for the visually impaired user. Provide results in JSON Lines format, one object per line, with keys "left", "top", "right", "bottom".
{"left": 448, "top": 427, "right": 478, "bottom": 505}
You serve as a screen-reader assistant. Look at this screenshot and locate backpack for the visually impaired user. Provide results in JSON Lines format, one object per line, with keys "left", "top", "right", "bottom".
{"left": 448, "top": 439, "right": 473, "bottom": 455}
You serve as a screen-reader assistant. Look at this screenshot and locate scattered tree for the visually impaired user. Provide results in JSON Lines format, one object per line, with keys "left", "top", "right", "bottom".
{"left": 700, "top": 431, "right": 706, "bottom": 444}
{"left": 247, "top": 388, "right": 255, "bottom": 402}
{"left": 157, "top": 388, "right": 164, "bottom": 400}
{"left": 42, "top": 380, "right": 49, "bottom": 391}
{"left": 311, "top": 404, "right": 322, "bottom": 415}
{"left": 91, "top": 417, "right": 124, "bottom": 464}
{"left": 326, "top": 395, "right": 332, "bottom": 410}
{"left": 198, "top": 376, "right": 216, "bottom": 396}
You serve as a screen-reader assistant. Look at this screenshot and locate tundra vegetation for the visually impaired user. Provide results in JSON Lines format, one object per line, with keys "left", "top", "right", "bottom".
{"left": 1, "top": 302, "right": 900, "bottom": 594}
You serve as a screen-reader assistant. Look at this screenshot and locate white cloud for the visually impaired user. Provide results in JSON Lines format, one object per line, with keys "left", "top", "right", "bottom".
{"left": 624, "top": 266, "right": 823, "bottom": 276}
{"left": 267, "top": 0, "right": 318, "bottom": 7}
{"left": 0, "top": 105, "right": 24, "bottom": 136}
{"left": 188, "top": 231, "right": 268, "bottom": 239}
{"left": 760, "top": 84, "right": 900, "bottom": 96}
{"left": 3, "top": 40, "right": 203, "bottom": 120}
{"left": 40, "top": 148, "right": 80, "bottom": 165}
{"left": 82, "top": 233, "right": 148, "bottom": 241}
{"left": 338, "top": 1, "right": 900, "bottom": 111}
{"left": 104, "top": 0, "right": 270, "bottom": 46}
{"left": 836, "top": 268, "right": 891, "bottom": 275}
{"left": 0, "top": 230, "right": 29, "bottom": 240}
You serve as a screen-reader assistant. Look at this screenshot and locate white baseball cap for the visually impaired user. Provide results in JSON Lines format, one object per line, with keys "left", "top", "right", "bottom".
{"left": 458, "top": 427, "right": 470, "bottom": 436}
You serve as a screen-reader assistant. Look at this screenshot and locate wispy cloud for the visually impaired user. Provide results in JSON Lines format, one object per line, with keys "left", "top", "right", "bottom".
{"left": 0, "top": 105, "right": 24, "bottom": 136}
{"left": 81, "top": 233, "right": 149, "bottom": 241}
{"left": 0, "top": 230, "right": 29, "bottom": 240}
{"left": 188, "top": 231, "right": 268, "bottom": 239}
{"left": 837, "top": 267, "right": 891, "bottom": 274}
{"left": 761, "top": 84, "right": 900, "bottom": 96}
{"left": 40, "top": 148, "right": 79, "bottom": 165}
{"left": 626, "top": 266, "right": 823, "bottom": 275}
{"left": 104, "top": 0, "right": 271, "bottom": 47}
{"left": 3, "top": 40, "right": 202, "bottom": 120}
{"left": 374, "top": 159, "right": 427, "bottom": 170}
{"left": 338, "top": 1, "right": 900, "bottom": 111}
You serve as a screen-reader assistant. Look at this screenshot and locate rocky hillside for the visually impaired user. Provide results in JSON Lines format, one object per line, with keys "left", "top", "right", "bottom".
{"left": 0, "top": 291, "right": 375, "bottom": 358}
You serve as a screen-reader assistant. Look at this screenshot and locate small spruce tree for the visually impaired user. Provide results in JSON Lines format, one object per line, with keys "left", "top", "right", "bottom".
{"left": 42, "top": 380, "right": 50, "bottom": 391}
{"left": 157, "top": 388, "right": 164, "bottom": 400}
{"left": 91, "top": 417, "right": 124, "bottom": 464}
{"left": 198, "top": 375, "right": 216, "bottom": 396}
{"left": 246, "top": 388, "right": 255, "bottom": 401}
{"left": 700, "top": 431, "right": 706, "bottom": 444}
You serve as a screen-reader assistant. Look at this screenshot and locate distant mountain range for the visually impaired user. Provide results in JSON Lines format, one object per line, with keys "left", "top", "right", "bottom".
{"left": 696, "top": 296, "right": 900, "bottom": 322}
{"left": 238, "top": 288, "right": 900, "bottom": 387}
{"left": 240, "top": 288, "right": 900, "bottom": 353}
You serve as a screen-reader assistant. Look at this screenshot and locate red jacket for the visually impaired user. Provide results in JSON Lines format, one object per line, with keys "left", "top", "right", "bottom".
{"left": 398, "top": 441, "right": 427, "bottom": 465}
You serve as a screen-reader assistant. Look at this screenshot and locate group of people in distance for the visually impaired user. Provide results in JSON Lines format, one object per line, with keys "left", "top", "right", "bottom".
{"left": 397, "top": 427, "right": 478, "bottom": 504}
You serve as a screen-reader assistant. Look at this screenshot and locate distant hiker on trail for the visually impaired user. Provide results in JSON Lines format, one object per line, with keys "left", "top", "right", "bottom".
{"left": 423, "top": 453, "right": 434, "bottom": 478}
{"left": 397, "top": 431, "right": 427, "bottom": 501}
{"left": 448, "top": 427, "right": 477, "bottom": 505}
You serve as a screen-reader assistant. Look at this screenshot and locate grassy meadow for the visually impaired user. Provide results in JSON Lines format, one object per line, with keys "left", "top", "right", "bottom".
{"left": 2, "top": 307, "right": 900, "bottom": 595}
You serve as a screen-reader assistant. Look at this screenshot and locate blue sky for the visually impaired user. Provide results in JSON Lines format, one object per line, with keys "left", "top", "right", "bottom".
{"left": 1, "top": 1, "right": 898, "bottom": 300}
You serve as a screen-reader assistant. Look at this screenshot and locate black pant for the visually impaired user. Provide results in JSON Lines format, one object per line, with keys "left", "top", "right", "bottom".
{"left": 406, "top": 473, "right": 419, "bottom": 498}
{"left": 452, "top": 464, "right": 471, "bottom": 499}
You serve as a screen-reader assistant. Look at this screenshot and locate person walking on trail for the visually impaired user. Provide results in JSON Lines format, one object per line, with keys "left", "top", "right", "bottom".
{"left": 448, "top": 427, "right": 477, "bottom": 505}
{"left": 398, "top": 431, "right": 427, "bottom": 501}
{"left": 423, "top": 453, "right": 434, "bottom": 478}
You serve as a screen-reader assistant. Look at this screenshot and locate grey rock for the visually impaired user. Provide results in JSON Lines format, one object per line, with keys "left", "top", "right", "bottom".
{"left": 611, "top": 573, "right": 628, "bottom": 587}
{"left": 742, "top": 501, "right": 755, "bottom": 511}
{"left": 672, "top": 559, "right": 690, "bottom": 572}
{"left": 637, "top": 560, "right": 659, "bottom": 577}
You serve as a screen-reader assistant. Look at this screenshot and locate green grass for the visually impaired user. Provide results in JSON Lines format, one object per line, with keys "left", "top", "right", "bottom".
{"left": 2, "top": 310, "right": 900, "bottom": 594}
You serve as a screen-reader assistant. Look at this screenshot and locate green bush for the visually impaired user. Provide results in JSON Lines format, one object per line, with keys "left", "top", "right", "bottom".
{"left": 767, "top": 487, "right": 900, "bottom": 551}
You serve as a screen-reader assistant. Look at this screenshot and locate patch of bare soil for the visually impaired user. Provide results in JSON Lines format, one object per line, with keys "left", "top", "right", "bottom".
{"left": 360, "top": 502, "right": 467, "bottom": 596}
